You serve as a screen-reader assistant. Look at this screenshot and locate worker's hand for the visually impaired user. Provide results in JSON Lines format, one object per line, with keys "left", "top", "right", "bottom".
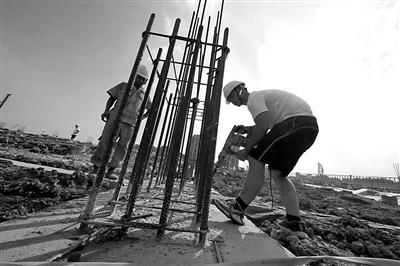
{"left": 235, "top": 149, "right": 248, "bottom": 161}
{"left": 101, "top": 112, "right": 110, "bottom": 122}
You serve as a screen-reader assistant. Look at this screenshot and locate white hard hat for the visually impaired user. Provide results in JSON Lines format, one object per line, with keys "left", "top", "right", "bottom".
{"left": 223, "top": 81, "right": 245, "bottom": 104}
{"left": 75, "top": 123, "right": 79, "bottom": 127}
{"left": 137, "top": 65, "right": 149, "bottom": 80}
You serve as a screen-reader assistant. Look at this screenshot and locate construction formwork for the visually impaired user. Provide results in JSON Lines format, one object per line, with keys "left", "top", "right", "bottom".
{"left": 78, "top": 0, "right": 229, "bottom": 245}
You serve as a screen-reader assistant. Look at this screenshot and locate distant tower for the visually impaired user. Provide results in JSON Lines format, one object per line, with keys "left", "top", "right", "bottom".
{"left": 317, "top": 162, "right": 324, "bottom": 176}
{"left": 394, "top": 162, "right": 400, "bottom": 182}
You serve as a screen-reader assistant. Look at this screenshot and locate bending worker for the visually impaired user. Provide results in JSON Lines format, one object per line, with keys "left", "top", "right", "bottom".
{"left": 91, "top": 65, "right": 152, "bottom": 179}
{"left": 214, "top": 81, "right": 319, "bottom": 237}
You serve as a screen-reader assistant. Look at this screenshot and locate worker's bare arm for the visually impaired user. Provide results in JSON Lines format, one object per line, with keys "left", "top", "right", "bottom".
{"left": 101, "top": 96, "right": 116, "bottom": 122}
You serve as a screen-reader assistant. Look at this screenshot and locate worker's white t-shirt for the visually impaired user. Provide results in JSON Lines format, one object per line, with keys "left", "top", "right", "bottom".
{"left": 247, "top": 89, "right": 314, "bottom": 129}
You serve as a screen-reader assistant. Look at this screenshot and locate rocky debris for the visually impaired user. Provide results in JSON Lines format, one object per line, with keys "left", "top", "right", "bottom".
{"left": 381, "top": 195, "right": 398, "bottom": 206}
{"left": 0, "top": 129, "right": 88, "bottom": 155}
{"left": 0, "top": 128, "right": 94, "bottom": 172}
{"left": 0, "top": 162, "right": 99, "bottom": 222}
{"left": 212, "top": 169, "right": 400, "bottom": 263}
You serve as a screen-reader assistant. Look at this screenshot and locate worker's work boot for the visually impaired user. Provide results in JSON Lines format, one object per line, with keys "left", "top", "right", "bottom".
{"left": 277, "top": 216, "right": 309, "bottom": 239}
{"left": 213, "top": 199, "right": 245, "bottom": 225}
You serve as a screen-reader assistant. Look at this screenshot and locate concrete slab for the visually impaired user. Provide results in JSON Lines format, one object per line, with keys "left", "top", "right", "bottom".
{"left": 0, "top": 183, "right": 293, "bottom": 265}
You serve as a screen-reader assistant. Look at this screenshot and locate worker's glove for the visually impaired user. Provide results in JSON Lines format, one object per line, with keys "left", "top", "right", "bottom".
{"left": 101, "top": 112, "right": 110, "bottom": 122}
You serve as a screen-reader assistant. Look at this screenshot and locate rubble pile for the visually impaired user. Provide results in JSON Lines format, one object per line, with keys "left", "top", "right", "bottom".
{"left": 0, "top": 159, "right": 89, "bottom": 222}
{"left": 0, "top": 129, "right": 94, "bottom": 171}
{"left": 212, "top": 170, "right": 400, "bottom": 261}
{"left": 0, "top": 129, "right": 90, "bottom": 156}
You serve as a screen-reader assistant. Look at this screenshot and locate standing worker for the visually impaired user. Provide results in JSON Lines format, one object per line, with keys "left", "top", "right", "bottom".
{"left": 71, "top": 123, "right": 80, "bottom": 141}
{"left": 91, "top": 65, "right": 152, "bottom": 179}
{"left": 214, "top": 81, "right": 319, "bottom": 237}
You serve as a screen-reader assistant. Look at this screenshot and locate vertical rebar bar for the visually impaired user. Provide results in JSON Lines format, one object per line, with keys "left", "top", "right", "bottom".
{"left": 194, "top": 11, "right": 219, "bottom": 190}
{"left": 110, "top": 48, "right": 162, "bottom": 211}
{"left": 179, "top": 16, "right": 211, "bottom": 193}
{"left": 178, "top": 98, "right": 199, "bottom": 193}
{"left": 157, "top": 26, "right": 203, "bottom": 238}
{"left": 199, "top": 27, "right": 229, "bottom": 244}
{"left": 125, "top": 79, "right": 169, "bottom": 195}
{"left": 140, "top": 80, "right": 170, "bottom": 183}
{"left": 123, "top": 18, "right": 181, "bottom": 220}
{"left": 156, "top": 92, "right": 179, "bottom": 186}
{"left": 147, "top": 93, "right": 173, "bottom": 191}
{"left": 79, "top": 13, "right": 155, "bottom": 230}
{"left": 195, "top": 25, "right": 219, "bottom": 222}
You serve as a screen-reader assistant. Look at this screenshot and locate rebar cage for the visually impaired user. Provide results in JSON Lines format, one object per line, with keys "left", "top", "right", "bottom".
{"left": 78, "top": 0, "right": 229, "bottom": 245}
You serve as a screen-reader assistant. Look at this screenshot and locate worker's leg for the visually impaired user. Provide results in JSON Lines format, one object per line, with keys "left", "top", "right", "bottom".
{"left": 109, "top": 123, "right": 134, "bottom": 169}
{"left": 238, "top": 156, "right": 265, "bottom": 205}
{"left": 214, "top": 156, "right": 265, "bottom": 226}
{"left": 91, "top": 120, "right": 115, "bottom": 168}
{"left": 270, "top": 169, "right": 300, "bottom": 217}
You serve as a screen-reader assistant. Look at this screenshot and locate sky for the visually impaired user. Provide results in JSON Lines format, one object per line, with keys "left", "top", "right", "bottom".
{"left": 1, "top": 0, "right": 399, "bottom": 177}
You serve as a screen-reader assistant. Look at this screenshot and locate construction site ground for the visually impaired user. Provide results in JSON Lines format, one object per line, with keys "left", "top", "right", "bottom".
{"left": 0, "top": 175, "right": 294, "bottom": 265}
{"left": 2, "top": 130, "right": 400, "bottom": 265}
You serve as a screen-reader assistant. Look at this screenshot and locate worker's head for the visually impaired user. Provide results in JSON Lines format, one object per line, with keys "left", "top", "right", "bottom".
{"left": 135, "top": 65, "right": 149, "bottom": 87}
{"left": 223, "top": 80, "right": 246, "bottom": 106}
{"left": 75, "top": 123, "right": 79, "bottom": 127}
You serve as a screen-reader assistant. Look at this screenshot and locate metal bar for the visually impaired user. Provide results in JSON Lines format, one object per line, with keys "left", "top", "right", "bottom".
{"left": 139, "top": 80, "right": 170, "bottom": 188}
{"left": 177, "top": 97, "right": 193, "bottom": 182}
{"left": 145, "top": 45, "right": 161, "bottom": 77}
{"left": 111, "top": 48, "right": 162, "bottom": 212}
{"left": 156, "top": 89, "right": 179, "bottom": 186}
{"left": 217, "top": 0, "right": 225, "bottom": 41}
{"left": 159, "top": 86, "right": 181, "bottom": 185}
{"left": 179, "top": 16, "right": 211, "bottom": 194}
{"left": 195, "top": 26, "right": 219, "bottom": 221}
{"left": 147, "top": 93, "right": 173, "bottom": 191}
{"left": 140, "top": 196, "right": 198, "bottom": 205}
{"left": 123, "top": 18, "right": 181, "bottom": 221}
{"left": 179, "top": 98, "right": 200, "bottom": 194}
{"left": 157, "top": 26, "right": 204, "bottom": 239}
{"left": 147, "top": 32, "right": 224, "bottom": 48}
{"left": 157, "top": 11, "right": 200, "bottom": 185}
{"left": 81, "top": 220, "right": 166, "bottom": 229}
{"left": 158, "top": 59, "right": 217, "bottom": 70}
{"left": 124, "top": 70, "right": 166, "bottom": 197}
{"left": 165, "top": 77, "right": 210, "bottom": 86}
{"left": 135, "top": 205, "right": 199, "bottom": 214}
{"left": 0, "top": 93, "right": 12, "bottom": 109}
{"left": 79, "top": 13, "right": 155, "bottom": 230}
{"left": 199, "top": 27, "right": 230, "bottom": 244}
{"left": 200, "top": 0, "right": 207, "bottom": 27}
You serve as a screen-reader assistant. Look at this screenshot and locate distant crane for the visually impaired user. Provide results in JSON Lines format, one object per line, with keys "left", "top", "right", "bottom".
{"left": 0, "top": 94, "right": 12, "bottom": 109}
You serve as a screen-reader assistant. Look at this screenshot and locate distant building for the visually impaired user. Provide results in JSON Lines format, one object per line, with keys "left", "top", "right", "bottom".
{"left": 223, "top": 146, "right": 239, "bottom": 170}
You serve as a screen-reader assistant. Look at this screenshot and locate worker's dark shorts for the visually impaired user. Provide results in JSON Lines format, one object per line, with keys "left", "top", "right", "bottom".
{"left": 248, "top": 116, "right": 319, "bottom": 177}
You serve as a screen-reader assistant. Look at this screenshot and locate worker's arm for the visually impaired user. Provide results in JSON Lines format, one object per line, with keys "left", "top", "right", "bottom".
{"left": 142, "top": 98, "right": 152, "bottom": 119}
{"left": 101, "top": 96, "right": 116, "bottom": 122}
{"left": 235, "top": 111, "right": 270, "bottom": 161}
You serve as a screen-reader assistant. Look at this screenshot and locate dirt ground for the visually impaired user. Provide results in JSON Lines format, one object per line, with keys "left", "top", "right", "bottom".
{"left": 1, "top": 128, "right": 400, "bottom": 265}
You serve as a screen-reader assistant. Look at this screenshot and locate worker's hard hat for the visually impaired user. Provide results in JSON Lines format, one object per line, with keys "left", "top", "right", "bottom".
{"left": 75, "top": 123, "right": 80, "bottom": 127}
{"left": 223, "top": 81, "right": 245, "bottom": 104}
{"left": 137, "top": 65, "right": 149, "bottom": 80}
